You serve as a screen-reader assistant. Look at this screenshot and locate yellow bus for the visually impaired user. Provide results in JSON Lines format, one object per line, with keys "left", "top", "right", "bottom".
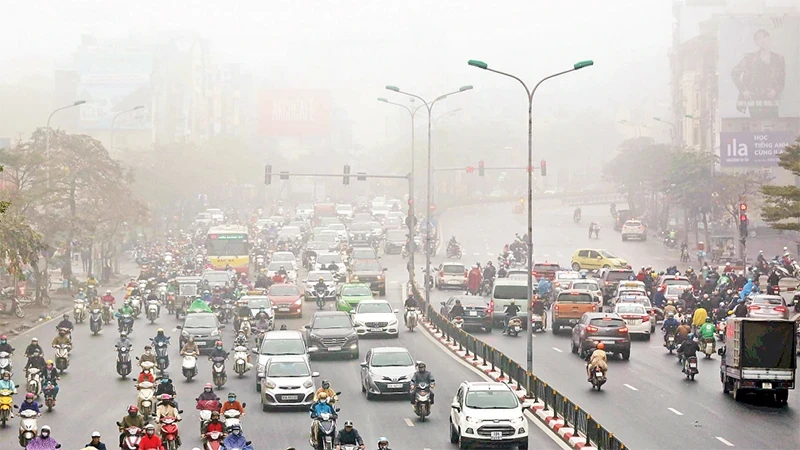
{"left": 206, "top": 225, "right": 250, "bottom": 274}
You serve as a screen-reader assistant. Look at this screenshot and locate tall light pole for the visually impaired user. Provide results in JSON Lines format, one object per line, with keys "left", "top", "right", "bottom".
{"left": 385, "top": 85, "right": 473, "bottom": 309}
{"left": 619, "top": 119, "right": 644, "bottom": 138}
{"left": 111, "top": 105, "right": 145, "bottom": 155}
{"left": 45, "top": 100, "right": 86, "bottom": 188}
{"left": 431, "top": 108, "right": 462, "bottom": 204}
{"left": 377, "top": 97, "right": 427, "bottom": 283}
{"left": 653, "top": 117, "right": 675, "bottom": 146}
{"left": 468, "top": 59, "right": 593, "bottom": 376}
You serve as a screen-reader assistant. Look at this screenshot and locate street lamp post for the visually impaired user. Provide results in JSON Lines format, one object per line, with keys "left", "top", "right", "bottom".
{"left": 619, "top": 119, "right": 642, "bottom": 138}
{"left": 468, "top": 59, "right": 593, "bottom": 377}
{"left": 385, "top": 85, "right": 473, "bottom": 310}
{"left": 653, "top": 117, "right": 675, "bottom": 146}
{"left": 431, "top": 108, "right": 462, "bottom": 204}
{"left": 46, "top": 100, "right": 87, "bottom": 160}
{"left": 111, "top": 105, "right": 145, "bottom": 155}
{"left": 377, "top": 98, "right": 427, "bottom": 283}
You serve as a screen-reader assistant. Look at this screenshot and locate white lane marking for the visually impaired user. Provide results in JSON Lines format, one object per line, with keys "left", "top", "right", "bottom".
{"left": 667, "top": 407, "right": 683, "bottom": 415}
{"left": 403, "top": 417, "right": 414, "bottom": 427}
{"left": 552, "top": 347, "right": 563, "bottom": 353}
{"left": 542, "top": 254, "right": 551, "bottom": 258}
{"left": 716, "top": 437, "right": 734, "bottom": 447}
{"left": 487, "top": 252, "right": 495, "bottom": 256}
{"left": 623, "top": 384, "right": 638, "bottom": 391}
{"left": 473, "top": 252, "right": 481, "bottom": 256}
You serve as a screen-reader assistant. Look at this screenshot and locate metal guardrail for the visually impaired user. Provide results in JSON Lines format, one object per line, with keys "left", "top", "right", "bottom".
{"left": 412, "top": 284, "right": 627, "bottom": 450}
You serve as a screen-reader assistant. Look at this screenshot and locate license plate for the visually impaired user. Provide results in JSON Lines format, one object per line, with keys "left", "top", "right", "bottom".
{"left": 282, "top": 395, "right": 299, "bottom": 400}
{"left": 278, "top": 307, "right": 290, "bottom": 312}
{"left": 689, "top": 363, "right": 697, "bottom": 368}
{"left": 469, "top": 311, "right": 477, "bottom": 316}
{"left": 328, "top": 346, "right": 342, "bottom": 352}
{"left": 763, "top": 382, "right": 772, "bottom": 389}
{"left": 387, "top": 383, "right": 402, "bottom": 389}
{"left": 196, "top": 341, "right": 206, "bottom": 346}
{"left": 369, "top": 328, "right": 382, "bottom": 332}
{"left": 448, "top": 280, "right": 460, "bottom": 284}
{"left": 491, "top": 431, "right": 502, "bottom": 440}
{"left": 625, "top": 319, "right": 639, "bottom": 325}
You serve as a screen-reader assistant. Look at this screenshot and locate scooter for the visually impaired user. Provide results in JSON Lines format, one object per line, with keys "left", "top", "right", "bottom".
{"left": 590, "top": 367, "right": 606, "bottom": 391}
{"left": 0, "top": 350, "right": 12, "bottom": 375}
{"left": 413, "top": 382, "right": 432, "bottom": 422}
{"left": 0, "top": 385, "right": 16, "bottom": 427}
{"left": 531, "top": 314, "right": 545, "bottom": 333}
{"left": 223, "top": 407, "right": 245, "bottom": 430}
{"left": 314, "top": 289, "right": 326, "bottom": 310}
{"left": 196, "top": 399, "right": 221, "bottom": 435}
{"left": 42, "top": 380, "right": 56, "bottom": 412}
{"left": 203, "top": 431, "right": 224, "bottom": 450}
{"left": 211, "top": 356, "right": 227, "bottom": 388}
{"left": 238, "top": 318, "right": 251, "bottom": 339}
{"left": 130, "top": 296, "right": 142, "bottom": 318}
{"left": 119, "top": 425, "right": 142, "bottom": 450}
{"left": 136, "top": 380, "right": 156, "bottom": 418}
{"left": 405, "top": 308, "right": 418, "bottom": 332}
{"left": 147, "top": 299, "right": 160, "bottom": 324}
{"left": 26, "top": 367, "right": 41, "bottom": 398}
{"left": 160, "top": 416, "right": 182, "bottom": 450}
{"left": 452, "top": 317, "right": 464, "bottom": 329}
{"left": 116, "top": 345, "right": 132, "bottom": 379}
{"left": 16, "top": 408, "right": 38, "bottom": 447}
{"left": 118, "top": 313, "right": 134, "bottom": 334}
{"left": 505, "top": 317, "right": 522, "bottom": 337}
{"left": 233, "top": 346, "right": 250, "bottom": 378}
{"left": 73, "top": 298, "right": 87, "bottom": 323}
{"left": 665, "top": 333, "right": 677, "bottom": 354}
{"left": 702, "top": 337, "right": 715, "bottom": 359}
{"left": 311, "top": 411, "right": 338, "bottom": 450}
{"left": 181, "top": 352, "right": 198, "bottom": 381}
{"left": 153, "top": 339, "right": 170, "bottom": 373}
{"left": 684, "top": 355, "right": 699, "bottom": 380}
{"left": 53, "top": 344, "right": 70, "bottom": 373}
{"left": 0, "top": 296, "right": 25, "bottom": 318}
{"left": 446, "top": 244, "right": 462, "bottom": 259}
{"left": 89, "top": 307, "right": 103, "bottom": 334}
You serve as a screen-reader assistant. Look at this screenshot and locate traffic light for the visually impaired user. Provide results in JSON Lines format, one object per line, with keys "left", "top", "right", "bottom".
{"left": 343, "top": 165, "right": 351, "bottom": 185}
{"left": 357, "top": 172, "right": 367, "bottom": 181}
{"left": 264, "top": 165, "right": 272, "bottom": 185}
{"left": 478, "top": 160, "right": 485, "bottom": 177}
{"left": 466, "top": 166, "right": 474, "bottom": 174}
{"left": 540, "top": 160, "right": 547, "bottom": 176}
{"left": 280, "top": 171, "right": 289, "bottom": 180}
{"left": 739, "top": 202, "right": 748, "bottom": 238}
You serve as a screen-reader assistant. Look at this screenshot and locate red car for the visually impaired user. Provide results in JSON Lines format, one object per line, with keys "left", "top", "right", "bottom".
{"left": 532, "top": 262, "right": 560, "bottom": 282}
{"left": 267, "top": 284, "right": 303, "bottom": 318}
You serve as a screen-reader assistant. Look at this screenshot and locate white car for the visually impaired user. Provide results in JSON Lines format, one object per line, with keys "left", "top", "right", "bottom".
{"left": 335, "top": 204, "right": 353, "bottom": 219}
{"left": 613, "top": 302, "right": 651, "bottom": 339}
{"left": 295, "top": 203, "right": 314, "bottom": 219}
{"left": 566, "top": 279, "right": 603, "bottom": 306}
{"left": 270, "top": 251, "right": 297, "bottom": 265}
{"left": 206, "top": 208, "right": 224, "bottom": 223}
{"left": 240, "top": 295, "right": 274, "bottom": 324}
{"left": 304, "top": 271, "right": 337, "bottom": 301}
{"left": 253, "top": 330, "right": 308, "bottom": 392}
{"left": 315, "top": 253, "right": 347, "bottom": 278}
{"left": 552, "top": 270, "right": 581, "bottom": 296}
{"left": 352, "top": 300, "right": 399, "bottom": 337}
{"left": 260, "top": 355, "right": 318, "bottom": 410}
{"left": 327, "top": 223, "right": 349, "bottom": 242}
{"left": 267, "top": 261, "right": 297, "bottom": 283}
{"left": 450, "top": 382, "right": 532, "bottom": 449}
{"left": 621, "top": 220, "right": 647, "bottom": 241}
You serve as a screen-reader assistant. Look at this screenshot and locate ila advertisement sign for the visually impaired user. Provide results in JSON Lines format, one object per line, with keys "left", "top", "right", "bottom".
{"left": 719, "top": 131, "right": 796, "bottom": 167}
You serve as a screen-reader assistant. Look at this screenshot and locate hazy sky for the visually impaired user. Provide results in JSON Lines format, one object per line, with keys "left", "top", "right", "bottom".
{"left": 3, "top": 0, "right": 675, "bottom": 147}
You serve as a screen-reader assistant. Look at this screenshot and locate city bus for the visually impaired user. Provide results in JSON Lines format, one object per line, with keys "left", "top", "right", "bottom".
{"left": 206, "top": 225, "right": 250, "bottom": 274}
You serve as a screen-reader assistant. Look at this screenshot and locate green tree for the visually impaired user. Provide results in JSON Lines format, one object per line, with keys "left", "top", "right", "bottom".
{"left": 761, "top": 138, "right": 800, "bottom": 230}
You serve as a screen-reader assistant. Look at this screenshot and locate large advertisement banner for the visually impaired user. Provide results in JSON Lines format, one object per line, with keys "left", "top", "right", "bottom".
{"left": 718, "top": 16, "right": 800, "bottom": 120}
{"left": 75, "top": 49, "right": 152, "bottom": 130}
{"left": 719, "top": 131, "right": 795, "bottom": 167}
{"left": 258, "top": 89, "right": 331, "bottom": 137}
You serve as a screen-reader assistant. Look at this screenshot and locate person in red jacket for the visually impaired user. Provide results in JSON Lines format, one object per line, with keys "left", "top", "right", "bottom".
{"left": 138, "top": 424, "right": 164, "bottom": 450}
{"left": 101, "top": 290, "right": 116, "bottom": 306}
{"left": 467, "top": 265, "right": 482, "bottom": 296}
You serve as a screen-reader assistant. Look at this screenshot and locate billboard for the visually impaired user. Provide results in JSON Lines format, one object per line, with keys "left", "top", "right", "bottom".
{"left": 718, "top": 16, "right": 800, "bottom": 120}
{"left": 258, "top": 89, "right": 331, "bottom": 137}
{"left": 719, "top": 131, "right": 795, "bottom": 167}
{"left": 75, "top": 49, "right": 152, "bottom": 130}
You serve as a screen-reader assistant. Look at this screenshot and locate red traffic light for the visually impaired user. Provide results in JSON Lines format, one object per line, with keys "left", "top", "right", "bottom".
{"left": 466, "top": 166, "right": 474, "bottom": 173}
{"left": 740, "top": 214, "right": 748, "bottom": 222}
{"left": 478, "top": 160, "right": 484, "bottom": 168}
{"left": 408, "top": 198, "right": 414, "bottom": 205}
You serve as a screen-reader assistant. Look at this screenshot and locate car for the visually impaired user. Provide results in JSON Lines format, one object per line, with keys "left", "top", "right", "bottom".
{"left": 439, "top": 295, "right": 492, "bottom": 332}
{"left": 314, "top": 231, "right": 340, "bottom": 252}
{"left": 746, "top": 294, "right": 790, "bottom": 319}
{"left": 598, "top": 268, "right": 636, "bottom": 300}
{"left": 490, "top": 279, "right": 530, "bottom": 326}
{"left": 312, "top": 226, "right": 330, "bottom": 236}
{"left": 277, "top": 226, "right": 304, "bottom": 243}
{"left": 552, "top": 290, "right": 598, "bottom": 332}
{"left": 336, "top": 283, "right": 374, "bottom": 313}
{"left": 304, "top": 311, "right": 359, "bottom": 359}
{"left": 570, "top": 312, "right": 631, "bottom": 360}
{"left": 266, "top": 261, "right": 298, "bottom": 283}
{"left": 532, "top": 262, "right": 560, "bottom": 281}
{"left": 360, "top": 347, "right": 415, "bottom": 399}
{"left": 348, "top": 223, "right": 373, "bottom": 247}
{"left": 621, "top": 220, "right": 647, "bottom": 241}
{"left": 371, "top": 205, "right": 390, "bottom": 221}
{"left": 450, "top": 382, "right": 532, "bottom": 450}
{"left": 295, "top": 203, "right": 315, "bottom": 219}
{"left": 266, "top": 284, "right": 303, "bottom": 318}
{"left": 327, "top": 223, "right": 349, "bottom": 242}
{"left": 240, "top": 295, "right": 275, "bottom": 324}
{"left": 614, "top": 209, "right": 634, "bottom": 231}
{"left": 319, "top": 217, "right": 340, "bottom": 227}
{"left": 654, "top": 275, "right": 691, "bottom": 292}
{"left": 303, "top": 271, "right": 337, "bottom": 302}
{"left": 305, "top": 241, "right": 331, "bottom": 255}
{"left": 566, "top": 279, "right": 603, "bottom": 306}
{"left": 259, "top": 355, "right": 319, "bottom": 410}
{"left": 664, "top": 284, "right": 691, "bottom": 307}
{"left": 253, "top": 330, "right": 308, "bottom": 391}
{"left": 177, "top": 312, "right": 223, "bottom": 352}
{"left": 336, "top": 203, "right": 354, "bottom": 220}
{"left": 383, "top": 216, "right": 403, "bottom": 230}
{"left": 201, "top": 270, "right": 232, "bottom": 289}
{"left": 349, "top": 259, "right": 387, "bottom": 295}
{"left": 350, "top": 246, "right": 378, "bottom": 262}
{"left": 616, "top": 294, "right": 658, "bottom": 331}
{"left": 552, "top": 270, "right": 581, "bottom": 298}
{"left": 314, "top": 252, "right": 347, "bottom": 278}
{"left": 352, "top": 213, "right": 373, "bottom": 224}
{"left": 506, "top": 269, "right": 530, "bottom": 281}
{"left": 365, "top": 221, "right": 385, "bottom": 239}
{"left": 352, "top": 300, "right": 400, "bottom": 338}
{"left": 194, "top": 213, "right": 213, "bottom": 227}
{"left": 435, "top": 262, "right": 467, "bottom": 290}
{"left": 570, "top": 249, "right": 628, "bottom": 271}
{"left": 613, "top": 302, "right": 651, "bottom": 339}
{"left": 270, "top": 251, "right": 297, "bottom": 265}
{"left": 205, "top": 208, "right": 224, "bottom": 223}
{"left": 383, "top": 229, "right": 407, "bottom": 254}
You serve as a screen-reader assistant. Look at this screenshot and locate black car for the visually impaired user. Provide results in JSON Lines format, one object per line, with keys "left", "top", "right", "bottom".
{"left": 304, "top": 311, "right": 359, "bottom": 359}
{"left": 348, "top": 223, "right": 373, "bottom": 247}
{"left": 570, "top": 312, "right": 631, "bottom": 360}
{"left": 439, "top": 295, "right": 492, "bottom": 332}
{"left": 383, "top": 229, "right": 407, "bottom": 254}
{"left": 350, "top": 259, "right": 386, "bottom": 295}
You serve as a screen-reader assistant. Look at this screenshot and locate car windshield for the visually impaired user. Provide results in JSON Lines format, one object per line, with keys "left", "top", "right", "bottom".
{"left": 261, "top": 339, "right": 305, "bottom": 355}
{"left": 352, "top": 249, "right": 377, "bottom": 259}
{"left": 464, "top": 390, "right": 518, "bottom": 409}
{"left": 268, "top": 262, "right": 293, "bottom": 271}
{"left": 315, "top": 234, "right": 337, "bottom": 243}
{"left": 599, "top": 251, "right": 617, "bottom": 259}
{"left": 350, "top": 224, "right": 370, "bottom": 232}
{"left": 184, "top": 314, "right": 218, "bottom": 328}
{"left": 356, "top": 302, "right": 392, "bottom": 314}
{"left": 179, "top": 284, "right": 198, "bottom": 296}
{"left": 534, "top": 264, "right": 559, "bottom": 272}
{"left": 366, "top": 221, "right": 381, "bottom": 228}
{"left": 278, "top": 227, "right": 301, "bottom": 237}
{"left": 329, "top": 224, "right": 345, "bottom": 231}
{"left": 336, "top": 205, "right": 352, "bottom": 212}
{"left": 268, "top": 285, "right": 299, "bottom": 296}
{"left": 313, "top": 315, "right": 353, "bottom": 329}
{"left": 616, "top": 304, "right": 646, "bottom": 314}
{"left": 753, "top": 296, "right": 783, "bottom": 305}
{"left": 386, "top": 230, "right": 406, "bottom": 240}
{"left": 267, "top": 361, "right": 310, "bottom": 377}
{"left": 307, "top": 272, "right": 334, "bottom": 282}
{"left": 443, "top": 265, "right": 465, "bottom": 274}
{"left": 571, "top": 282, "right": 599, "bottom": 291}
{"left": 307, "top": 242, "right": 329, "bottom": 251}
{"left": 272, "top": 253, "right": 295, "bottom": 262}
{"left": 371, "top": 351, "right": 413, "bottom": 367}
{"left": 557, "top": 273, "right": 580, "bottom": 281}
{"left": 493, "top": 285, "right": 528, "bottom": 299}
{"left": 558, "top": 293, "right": 593, "bottom": 303}
{"left": 202, "top": 272, "right": 229, "bottom": 284}
{"left": 342, "top": 285, "right": 372, "bottom": 297}
{"left": 663, "top": 279, "right": 689, "bottom": 286}
{"left": 317, "top": 254, "right": 341, "bottom": 264}
{"left": 354, "top": 261, "right": 381, "bottom": 272}
{"left": 625, "top": 221, "right": 642, "bottom": 227}
{"left": 666, "top": 286, "right": 688, "bottom": 296}
{"left": 590, "top": 317, "right": 626, "bottom": 327}
{"left": 245, "top": 297, "right": 272, "bottom": 311}
{"left": 606, "top": 271, "right": 634, "bottom": 282}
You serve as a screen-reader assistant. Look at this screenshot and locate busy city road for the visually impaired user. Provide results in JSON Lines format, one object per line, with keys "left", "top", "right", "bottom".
{"left": 423, "top": 200, "right": 800, "bottom": 450}
{"left": 0, "top": 260, "right": 563, "bottom": 450}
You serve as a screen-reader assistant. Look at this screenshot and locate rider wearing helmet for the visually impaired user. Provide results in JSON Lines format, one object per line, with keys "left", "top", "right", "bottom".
{"left": 202, "top": 411, "right": 224, "bottom": 436}
{"left": 376, "top": 437, "right": 390, "bottom": 450}
{"left": 220, "top": 392, "right": 245, "bottom": 415}
{"left": 502, "top": 299, "right": 521, "bottom": 335}
{"left": 314, "top": 277, "right": 327, "bottom": 294}
{"left": 208, "top": 341, "right": 229, "bottom": 361}
{"left": 222, "top": 424, "right": 248, "bottom": 450}
{"left": 314, "top": 380, "right": 336, "bottom": 403}
{"left": 586, "top": 342, "right": 608, "bottom": 382}
{"left": 335, "top": 420, "right": 365, "bottom": 449}
{"left": 410, "top": 361, "right": 435, "bottom": 406}
{"left": 677, "top": 333, "right": 701, "bottom": 371}
{"left": 0, "top": 334, "right": 13, "bottom": 354}
{"left": 19, "top": 392, "right": 40, "bottom": 414}
{"left": 698, "top": 316, "right": 717, "bottom": 342}
{"left": 448, "top": 299, "right": 465, "bottom": 320}
{"left": 661, "top": 312, "right": 680, "bottom": 345}
{"left": 309, "top": 392, "right": 337, "bottom": 448}
{"left": 138, "top": 424, "right": 162, "bottom": 450}
{"left": 152, "top": 328, "right": 170, "bottom": 345}
{"left": 116, "top": 332, "right": 132, "bottom": 350}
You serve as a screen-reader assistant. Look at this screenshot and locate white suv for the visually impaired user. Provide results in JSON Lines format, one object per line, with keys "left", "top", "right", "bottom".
{"left": 449, "top": 381, "right": 532, "bottom": 449}
{"left": 621, "top": 220, "right": 647, "bottom": 241}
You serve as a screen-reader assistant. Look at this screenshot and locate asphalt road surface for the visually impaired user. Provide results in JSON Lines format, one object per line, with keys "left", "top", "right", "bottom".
{"left": 424, "top": 200, "right": 800, "bottom": 450}
{"left": 1, "top": 251, "right": 563, "bottom": 449}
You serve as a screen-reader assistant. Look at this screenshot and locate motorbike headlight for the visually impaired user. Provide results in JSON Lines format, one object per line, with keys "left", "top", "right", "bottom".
{"left": 210, "top": 329, "right": 220, "bottom": 336}
{"left": 511, "top": 415, "right": 525, "bottom": 424}
{"left": 303, "top": 379, "right": 314, "bottom": 388}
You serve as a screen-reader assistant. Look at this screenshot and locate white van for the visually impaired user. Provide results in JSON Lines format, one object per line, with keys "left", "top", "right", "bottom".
{"left": 490, "top": 279, "right": 530, "bottom": 325}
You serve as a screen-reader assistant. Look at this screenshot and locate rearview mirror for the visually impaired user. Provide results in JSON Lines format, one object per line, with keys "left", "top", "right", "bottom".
{"left": 451, "top": 402, "right": 461, "bottom": 411}
{"left": 393, "top": 309, "right": 399, "bottom": 313}
{"left": 334, "top": 407, "right": 341, "bottom": 412}
{"left": 360, "top": 362, "right": 367, "bottom": 368}
{"left": 440, "top": 302, "right": 446, "bottom": 306}
{"left": 312, "top": 372, "right": 320, "bottom": 378}
{"left": 382, "top": 268, "right": 387, "bottom": 271}
{"left": 521, "top": 399, "right": 534, "bottom": 409}
{"left": 251, "top": 348, "right": 259, "bottom": 354}
{"left": 304, "top": 324, "right": 311, "bottom": 329}
{"left": 175, "top": 326, "right": 182, "bottom": 330}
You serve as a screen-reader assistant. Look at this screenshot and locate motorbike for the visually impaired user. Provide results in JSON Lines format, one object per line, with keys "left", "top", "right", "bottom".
{"left": 196, "top": 399, "right": 221, "bottom": 435}
{"left": 221, "top": 300, "right": 234, "bottom": 324}
{"left": 0, "top": 350, "right": 12, "bottom": 375}
{"left": 405, "top": 307, "right": 418, "bottom": 332}
{"left": 478, "top": 278, "right": 493, "bottom": 297}
{"left": 314, "top": 289, "right": 326, "bottom": 310}
{"left": 238, "top": 317, "right": 251, "bottom": 339}
{"left": 401, "top": 242, "right": 409, "bottom": 259}
{"left": 160, "top": 416, "right": 181, "bottom": 450}
{"left": 166, "top": 294, "right": 176, "bottom": 315}
{"left": 116, "top": 345, "right": 133, "bottom": 379}
{"left": 505, "top": 316, "right": 523, "bottom": 337}
{"left": 153, "top": 339, "right": 170, "bottom": 373}
{"left": 26, "top": 367, "right": 41, "bottom": 397}
{"left": 0, "top": 296, "right": 25, "bottom": 318}
{"left": 716, "top": 318, "right": 727, "bottom": 341}
{"left": 574, "top": 212, "right": 581, "bottom": 224}
{"left": 130, "top": 296, "right": 142, "bottom": 318}
{"left": 42, "top": 379, "right": 56, "bottom": 412}
{"left": 147, "top": 299, "right": 160, "bottom": 324}
{"left": 119, "top": 425, "right": 142, "bottom": 450}
{"left": 101, "top": 303, "right": 113, "bottom": 324}
{"left": 204, "top": 431, "right": 224, "bottom": 450}
{"left": 684, "top": 355, "right": 699, "bottom": 380}
{"left": 255, "top": 254, "right": 266, "bottom": 271}
{"left": 89, "top": 307, "right": 103, "bottom": 335}
{"left": 665, "top": 332, "right": 677, "bottom": 354}
{"left": 312, "top": 411, "right": 338, "bottom": 450}
{"left": 118, "top": 313, "right": 134, "bottom": 334}
{"left": 531, "top": 314, "right": 545, "bottom": 333}
{"left": 54, "top": 344, "right": 70, "bottom": 373}
{"left": 589, "top": 366, "right": 606, "bottom": 391}
{"left": 17, "top": 408, "right": 38, "bottom": 447}
{"left": 0, "top": 385, "right": 15, "bottom": 427}
{"left": 223, "top": 407, "right": 244, "bottom": 430}
{"left": 182, "top": 351, "right": 198, "bottom": 381}
{"left": 211, "top": 356, "right": 227, "bottom": 388}
{"left": 446, "top": 244, "right": 462, "bottom": 259}
{"left": 136, "top": 380, "right": 156, "bottom": 418}
{"left": 412, "top": 382, "right": 432, "bottom": 421}
{"left": 663, "top": 236, "right": 677, "bottom": 249}
{"left": 702, "top": 337, "right": 715, "bottom": 359}
{"left": 233, "top": 346, "right": 250, "bottom": 378}
{"left": 87, "top": 285, "right": 98, "bottom": 302}
{"left": 73, "top": 298, "right": 87, "bottom": 323}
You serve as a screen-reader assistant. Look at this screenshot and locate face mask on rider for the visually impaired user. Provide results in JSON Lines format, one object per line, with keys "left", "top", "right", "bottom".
{"left": 41, "top": 431, "right": 50, "bottom": 438}
{"left": 228, "top": 397, "right": 235, "bottom": 402}
{"left": 232, "top": 429, "right": 241, "bottom": 436}
{"left": 320, "top": 398, "right": 328, "bottom": 404}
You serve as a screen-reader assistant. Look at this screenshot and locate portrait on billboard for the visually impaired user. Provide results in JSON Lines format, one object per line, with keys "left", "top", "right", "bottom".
{"left": 719, "top": 16, "right": 800, "bottom": 120}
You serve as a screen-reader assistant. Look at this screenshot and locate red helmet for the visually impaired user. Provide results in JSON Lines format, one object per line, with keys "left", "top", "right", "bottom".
{"left": 204, "top": 383, "right": 213, "bottom": 389}
{"left": 215, "top": 341, "right": 223, "bottom": 347}
{"left": 128, "top": 405, "right": 139, "bottom": 413}
{"left": 596, "top": 342, "right": 606, "bottom": 350}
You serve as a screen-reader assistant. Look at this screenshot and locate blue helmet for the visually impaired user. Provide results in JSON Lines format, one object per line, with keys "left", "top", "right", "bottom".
{"left": 687, "top": 333, "right": 695, "bottom": 340}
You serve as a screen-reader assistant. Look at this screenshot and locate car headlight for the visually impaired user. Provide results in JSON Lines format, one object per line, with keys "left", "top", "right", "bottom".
{"left": 465, "top": 416, "right": 481, "bottom": 424}
{"left": 511, "top": 415, "right": 525, "bottom": 424}
{"left": 354, "top": 321, "right": 365, "bottom": 327}
{"left": 388, "top": 320, "right": 398, "bottom": 326}
{"left": 257, "top": 364, "right": 265, "bottom": 374}
{"left": 181, "top": 330, "right": 189, "bottom": 337}
{"left": 294, "top": 298, "right": 302, "bottom": 305}
{"left": 303, "top": 379, "right": 314, "bottom": 388}
{"left": 264, "top": 379, "right": 276, "bottom": 389}
{"left": 210, "top": 329, "right": 220, "bottom": 336}
{"left": 377, "top": 275, "right": 384, "bottom": 280}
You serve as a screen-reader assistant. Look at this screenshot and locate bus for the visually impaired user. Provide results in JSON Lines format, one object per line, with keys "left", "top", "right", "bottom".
{"left": 206, "top": 225, "right": 250, "bottom": 274}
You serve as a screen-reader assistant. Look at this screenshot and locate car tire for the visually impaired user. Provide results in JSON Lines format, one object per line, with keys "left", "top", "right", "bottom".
{"left": 379, "top": 289, "right": 386, "bottom": 296}
{"left": 449, "top": 422, "right": 459, "bottom": 444}
{"left": 621, "top": 351, "right": 630, "bottom": 360}
{"left": 365, "top": 389, "right": 374, "bottom": 400}
{"left": 458, "top": 435, "right": 469, "bottom": 450}
{"left": 571, "top": 263, "right": 581, "bottom": 271}
{"left": 552, "top": 323, "right": 559, "bottom": 334}
{"left": 603, "top": 264, "right": 610, "bottom": 269}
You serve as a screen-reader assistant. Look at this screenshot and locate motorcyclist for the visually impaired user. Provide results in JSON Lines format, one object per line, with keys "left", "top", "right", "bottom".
{"left": 138, "top": 365, "right": 156, "bottom": 384}
{"left": 117, "top": 301, "right": 135, "bottom": 331}
{"left": 403, "top": 294, "right": 419, "bottom": 325}
{"left": 574, "top": 207, "right": 582, "bottom": 221}
{"left": 497, "top": 264, "right": 508, "bottom": 278}
{"left": 25, "top": 351, "right": 46, "bottom": 374}
{"left": 0, "top": 370, "right": 16, "bottom": 394}
{"left": 537, "top": 278, "right": 551, "bottom": 300}
{"left": 277, "top": 265, "right": 288, "bottom": 279}
{"left": 42, "top": 360, "right": 60, "bottom": 399}
{"left": 221, "top": 424, "right": 249, "bottom": 450}
{"left": 196, "top": 383, "right": 220, "bottom": 403}
{"left": 314, "top": 380, "right": 336, "bottom": 403}
{"left": 376, "top": 437, "right": 390, "bottom": 450}
{"left": 202, "top": 411, "right": 224, "bottom": 436}
{"left": 448, "top": 237, "right": 459, "bottom": 252}
{"left": 335, "top": 421, "right": 365, "bottom": 450}
{"left": 155, "top": 394, "right": 181, "bottom": 441}
{"left": 739, "top": 278, "right": 758, "bottom": 300}
{"left": 152, "top": 329, "right": 170, "bottom": 347}
{"left": 531, "top": 295, "right": 547, "bottom": 329}
{"left": 140, "top": 345, "right": 157, "bottom": 365}
{"left": 155, "top": 374, "right": 178, "bottom": 402}
{"left": 76, "top": 288, "right": 88, "bottom": 301}
{"left": 677, "top": 334, "right": 701, "bottom": 371}
{"left": 653, "top": 286, "right": 667, "bottom": 308}
{"left": 208, "top": 341, "right": 229, "bottom": 361}
{"left": 234, "top": 300, "right": 252, "bottom": 330}
{"left": 502, "top": 300, "right": 521, "bottom": 335}
{"left": 117, "top": 332, "right": 133, "bottom": 350}
{"left": 18, "top": 392, "right": 41, "bottom": 414}
{"left": 309, "top": 392, "right": 337, "bottom": 448}
{"left": 101, "top": 290, "right": 116, "bottom": 307}
{"left": 220, "top": 392, "right": 246, "bottom": 416}
{"left": 29, "top": 425, "right": 59, "bottom": 450}
{"left": 699, "top": 317, "right": 717, "bottom": 347}
{"left": 0, "top": 334, "right": 14, "bottom": 354}
{"left": 138, "top": 424, "right": 164, "bottom": 450}
{"left": 692, "top": 306, "right": 708, "bottom": 333}
{"left": 661, "top": 312, "right": 680, "bottom": 346}
{"left": 119, "top": 405, "right": 147, "bottom": 447}
{"left": 586, "top": 342, "right": 608, "bottom": 381}
{"left": 255, "top": 314, "right": 270, "bottom": 336}
{"left": 51, "top": 328, "right": 72, "bottom": 349}
{"left": 86, "top": 431, "right": 107, "bottom": 450}
{"left": 448, "top": 299, "right": 465, "bottom": 320}
{"left": 466, "top": 265, "right": 482, "bottom": 295}
{"left": 87, "top": 274, "right": 99, "bottom": 287}
{"left": 180, "top": 336, "right": 199, "bottom": 356}
{"left": 314, "top": 277, "right": 327, "bottom": 296}
{"left": 56, "top": 313, "right": 74, "bottom": 332}
{"left": 410, "top": 361, "right": 434, "bottom": 405}
{"left": 482, "top": 261, "right": 496, "bottom": 282}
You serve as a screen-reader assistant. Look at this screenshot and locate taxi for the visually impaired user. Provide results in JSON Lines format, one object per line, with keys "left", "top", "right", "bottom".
{"left": 570, "top": 249, "right": 628, "bottom": 271}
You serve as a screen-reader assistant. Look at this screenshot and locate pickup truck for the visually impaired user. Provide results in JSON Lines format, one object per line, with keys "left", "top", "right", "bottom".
{"left": 552, "top": 290, "right": 598, "bottom": 333}
{"left": 719, "top": 318, "right": 796, "bottom": 404}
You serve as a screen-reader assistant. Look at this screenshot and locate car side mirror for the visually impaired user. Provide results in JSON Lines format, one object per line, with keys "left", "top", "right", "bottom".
{"left": 451, "top": 402, "right": 460, "bottom": 411}
{"left": 251, "top": 348, "right": 259, "bottom": 354}
{"left": 304, "top": 324, "right": 311, "bottom": 329}
{"left": 521, "top": 400, "right": 534, "bottom": 409}
{"left": 245, "top": 442, "right": 252, "bottom": 446}
{"left": 334, "top": 407, "right": 341, "bottom": 413}
{"left": 175, "top": 326, "right": 182, "bottom": 330}
{"left": 597, "top": 256, "right": 602, "bottom": 259}
{"left": 717, "top": 347, "right": 725, "bottom": 356}
{"left": 440, "top": 302, "right": 446, "bottom": 306}
{"left": 219, "top": 325, "right": 225, "bottom": 329}
{"left": 360, "top": 362, "right": 368, "bottom": 368}
{"left": 311, "top": 372, "right": 320, "bottom": 378}
{"left": 393, "top": 309, "right": 399, "bottom": 313}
